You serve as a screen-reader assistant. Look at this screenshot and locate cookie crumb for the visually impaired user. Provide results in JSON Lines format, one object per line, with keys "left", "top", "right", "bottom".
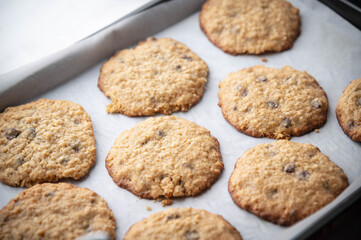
{"left": 261, "top": 57, "right": 267, "bottom": 62}
{"left": 161, "top": 199, "right": 173, "bottom": 206}
{"left": 146, "top": 205, "right": 151, "bottom": 211}
{"left": 314, "top": 129, "right": 319, "bottom": 133}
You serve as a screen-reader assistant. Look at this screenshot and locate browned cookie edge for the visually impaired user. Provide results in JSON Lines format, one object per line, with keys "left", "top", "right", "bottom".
{"left": 105, "top": 136, "right": 223, "bottom": 201}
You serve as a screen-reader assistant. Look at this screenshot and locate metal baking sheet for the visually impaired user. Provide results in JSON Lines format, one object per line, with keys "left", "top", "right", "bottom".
{"left": 1, "top": 1, "right": 361, "bottom": 239}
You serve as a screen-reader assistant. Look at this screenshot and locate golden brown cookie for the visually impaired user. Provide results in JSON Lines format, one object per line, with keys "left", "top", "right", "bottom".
{"left": 105, "top": 116, "right": 223, "bottom": 204}
{"left": 0, "top": 99, "right": 96, "bottom": 187}
{"left": 0, "top": 183, "right": 116, "bottom": 240}
{"left": 336, "top": 78, "right": 361, "bottom": 142}
{"left": 98, "top": 37, "right": 208, "bottom": 116}
{"left": 218, "top": 65, "right": 328, "bottom": 139}
{"left": 228, "top": 140, "right": 348, "bottom": 226}
{"left": 199, "top": 0, "right": 300, "bottom": 55}
{"left": 124, "top": 208, "right": 242, "bottom": 240}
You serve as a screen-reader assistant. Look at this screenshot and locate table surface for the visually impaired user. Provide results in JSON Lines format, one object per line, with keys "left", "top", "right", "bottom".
{"left": 0, "top": 0, "right": 153, "bottom": 74}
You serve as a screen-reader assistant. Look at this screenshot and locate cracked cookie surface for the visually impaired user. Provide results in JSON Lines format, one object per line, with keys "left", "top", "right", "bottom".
{"left": 98, "top": 37, "right": 208, "bottom": 116}
{"left": 0, "top": 183, "right": 116, "bottom": 240}
{"left": 199, "top": 0, "right": 300, "bottom": 55}
{"left": 218, "top": 65, "right": 328, "bottom": 139}
{"left": 228, "top": 140, "right": 348, "bottom": 226}
{"left": 105, "top": 116, "right": 223, "bottom": 203}
{"left": 336, "top": 78, "right": 361, "bottom": 142}
{"left": 124, "top": 207, "right": 242, "bottom": 240}
{"left": 0, "top": 99, "right": 96, "bottom": 187}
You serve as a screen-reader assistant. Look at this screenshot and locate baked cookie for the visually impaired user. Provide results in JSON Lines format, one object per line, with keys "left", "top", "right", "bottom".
{"left": 98, "top": 37, "right": 208, "bottom": 116}
{"left": 228, "top": 140, "right": 348, "bottom": 226}
{"left": 0, "top": 183, "right": 116, "bottom": 240}
{"left": 0, "top": 99, "right": 96, "bottom": 187}
{"left": 199, "top": 0, "right": 300, "bottom": 55}
{"left": 124, "top": 207, "right": 242, "bottom": 240}
{"left": 105, "top": 116, "right": 223, "bottom": 204}
{"left": 336, "top": 78, "right": 361, "bottom": 142}
{"left": 218, "top": 65, "right": 328, "bottom": 139}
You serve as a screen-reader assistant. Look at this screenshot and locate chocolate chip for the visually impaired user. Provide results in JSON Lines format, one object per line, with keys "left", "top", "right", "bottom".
{"left": 45, "top": 192, "right": 54, "bottom": 197}
{"left": 233, "top": 106, "right": 237, "bottom": 111}
{"left": 156, "top": 129, "right": 165, "bottom": 137}
{"left": 284, "top": 163, "right": 296, "bottom": 173}
{"left": 183, "top": 163, "right": 194, "bottom": 170}
{"left": 281, "top": 117, "right": 292, "bottom": 128}
{"left": 174, "top": 64, "right": 182, "bottom": 71}
{"left": 14, "top": 157, "right": 25, "bottom": 169}
{"left": 245, "top": 107, "right": 252, "bottom": 113}
{"left": 27, "top": 128, "right": 36, "bottom": 139}
{"left": 307, "top": 151, "right": 316, "bottom": 158}
{"left": 290, "top": 209, "right": 297, "bottom": 219}
{"left": 60, "top": 158, "right": 68, "bottom": 165}
{"left": 4, "top": 128, "right": 20, "bottom": 140}
{"left": 297, "top": 171, "right": 310, "bottom": 181}
{"left": 267, "top": 189, "right": 278, "bottom": 199}
{"left": 84, "top": 224, "right": 91, "bottom": 232}
{"left": 311, "top": 100, "right": 322, "bottom": 109}
{"left": 242, "top": 89, "right": 248, "bottom": 97}
{"left": 182, "top": 55, "right": 193, "bottom": 61}
{"left": 72, "top": 141, "right": 81, "bottom": 152}
{"left": 91, "top": 199, "right": 96, "bottom": 204}
{"left": 74, "top": 119, "right": 80, "bottom": 124}
{"left": 257, "top": 75, "right": 267, "bottom": 82}
{"left": 167, "top": 214, "right": 181, "bottom": 221}
{"left": 178, "top": 179, "right": 184, "bottom": 187}
{"left": 322, "top": 182, "right": 331, "bottom": 192}
{"left": 185, "top": 230, "right": 199, "bottom": 240}
{"left": 266, "top": 101, "right": 279, "bottom": 109}
{"left": 347, "top": 120, "right": 357, "bottom": 129}
{"left": 358, "top": 98, "right": 361, "bottom": 106}
{"left": 141, "top": 139, "right": 150, "bottom": 146}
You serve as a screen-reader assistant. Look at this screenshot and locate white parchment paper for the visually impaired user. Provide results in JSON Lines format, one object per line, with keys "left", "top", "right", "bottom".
{"left": 1, "top": 1, "right": 360, "bottom": 239}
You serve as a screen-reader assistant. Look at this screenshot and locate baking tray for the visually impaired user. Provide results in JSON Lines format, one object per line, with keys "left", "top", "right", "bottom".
{"left": 1, "top": 0, "right": 361, "bottom": 239}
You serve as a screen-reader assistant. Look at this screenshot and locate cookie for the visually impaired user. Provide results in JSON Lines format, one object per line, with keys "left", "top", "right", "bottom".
{"left": 228, "top": 140, "right": 348, "bottom": 226}
{"left": 98, "top": 37, "right": 208, "bottom": 116}
{"left": 336, "top": 78, "right": 361, "bottom": 142}
{"left": 0, "top": 183, "right": 116, "bottom": 240}
{"left": 105, "top": 116, "right": 223, "bottom": 204}
{"left": 199, "top": 0, "right": 300, "bottom": 55}
{"left": 0, "top": 99, "right": 96, "bottom": 187}
{"left": 124, "top": 207, "right": 242, "bottom": 240}
{"left": 218, "top": 65, "right": 328, "bottom": 139}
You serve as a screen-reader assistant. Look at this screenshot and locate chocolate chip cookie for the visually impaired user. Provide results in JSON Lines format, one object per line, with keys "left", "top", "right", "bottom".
{"left": 199, "top": 0, "right": 300, "bottom": 55}
{"left": 0, "top": 183, "right": 116, "bottom": 240}
{"left": 0, "top": 99, "right": 96, "bottom": 187}
{"left": 124, "top": 207, "right": 242, "bottom": 240}
{"left": 336, "top": 78, "right": 361, "bottom": 142}
{"left": 105, "top": 116, "right": 223, "bottom": 204}
{"left": 228, "top": 140, "right": 348, "bottom": 226}
{"left": 98, "top": 37, "right": 208, "bottom": 116}
{"left": 218, "top": 65, "right": 328, "bottom": 139}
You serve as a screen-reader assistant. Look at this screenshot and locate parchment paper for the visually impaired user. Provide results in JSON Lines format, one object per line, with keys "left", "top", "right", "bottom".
{"left": 1, "top": 1, "right": 361, "bottom": 240}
